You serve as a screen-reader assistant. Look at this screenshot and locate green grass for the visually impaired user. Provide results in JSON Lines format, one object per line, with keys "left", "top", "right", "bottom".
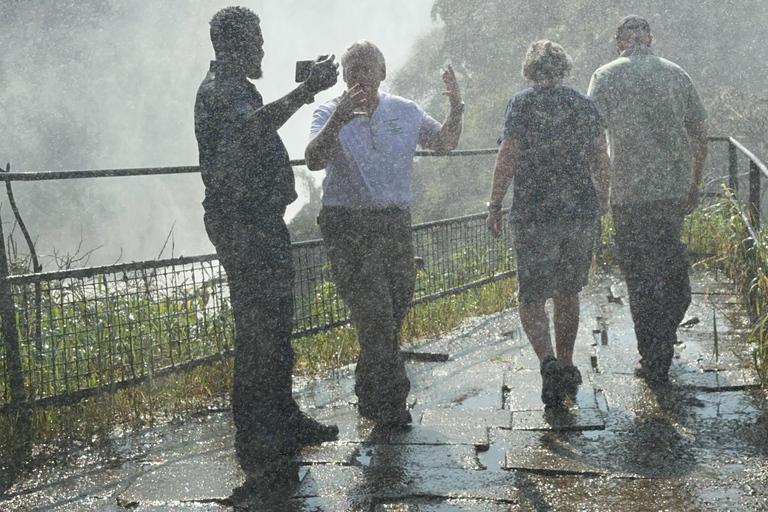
{"left": 0, "top": 262, "right": 518, "bottom": 470}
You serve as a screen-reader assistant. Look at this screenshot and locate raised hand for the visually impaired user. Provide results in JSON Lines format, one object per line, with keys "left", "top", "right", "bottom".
{"left": 442, "top": 64, "right": 462, "bottom": 108}
{"left": 331, "top": 84, "right": 367, "bottom": 126}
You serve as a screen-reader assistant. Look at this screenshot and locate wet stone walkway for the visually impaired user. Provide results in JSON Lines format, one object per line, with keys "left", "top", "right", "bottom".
{"left": 4, "top": 270, "right": 768, "bottom": 511}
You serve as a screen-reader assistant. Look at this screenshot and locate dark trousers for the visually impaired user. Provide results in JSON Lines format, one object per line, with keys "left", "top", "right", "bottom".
{"left": 317, "top": 207, "right": 413, "bottom": 412}
{"left": 612, "top": 200, "right": 691, "bottom": 369}
{"left": 204, "top": 209, "right": 298, "bottom": 461}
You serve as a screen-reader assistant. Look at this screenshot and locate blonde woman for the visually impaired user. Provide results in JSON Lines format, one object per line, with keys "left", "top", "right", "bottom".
{"left": 487, "top": 40, "right": 610, "bottom": 408}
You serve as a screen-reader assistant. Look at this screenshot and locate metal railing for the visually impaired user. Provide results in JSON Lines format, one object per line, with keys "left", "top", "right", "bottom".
{"left": 1, "top": 138, "right": 761, "bottom": 412}
{"left": 0, "top": 149, "right": 512, "bottom": 412}
{"left": 709, "top": 137, "right": 768, "bottom": 321}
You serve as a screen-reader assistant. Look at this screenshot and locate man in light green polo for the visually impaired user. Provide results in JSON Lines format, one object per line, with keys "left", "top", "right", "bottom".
{"left": 588, "top": 15, "right": 708, "bottom": 384}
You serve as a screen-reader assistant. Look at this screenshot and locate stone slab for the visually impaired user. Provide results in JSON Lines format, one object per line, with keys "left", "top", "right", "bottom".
{"left": 374, "top": 424, "right": 488, "bottom": 449}
{"left": 376, "top": 498, "right": 534, "bottom": 511}
{"left": 296, "top": 465, "right": 524, "bottom": 503}
{"left": 676, "top": 369, "right": 761, "bottom": 391}
{"left": 135, "top": 504, "right": 229, "bottom": 511}
{"left": 285, "top": 496, "right": 367, "bottom": 511}
{"left": 118, "top": 448, "right": 242, "bottom": 505}
{"left": 413, "top": 359, "right": 507, "bottom": 410}
{"left": 421, "top": 408, "right": 511, "bottom": 446}
{"left": 502, "top": 369, "right": 546, "bottom": 411}
{"left": 359, "top": 443, "right": 483, "bottom": 471}
{"left": 312, "top": 408, "right": 376, "bottom": 444}
{"left": 504, "top": 446, "right": 606, "bottom": 476}
{"left": 511, "top": 409, "right": 604, "bottom": 431}
{"left": 300, "top": 442, "right": 361, "bottom": 466}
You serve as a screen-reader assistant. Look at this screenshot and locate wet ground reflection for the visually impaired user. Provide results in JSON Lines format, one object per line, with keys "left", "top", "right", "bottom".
{"left": 3, "top": 271, "right": 768, "bottom": 510}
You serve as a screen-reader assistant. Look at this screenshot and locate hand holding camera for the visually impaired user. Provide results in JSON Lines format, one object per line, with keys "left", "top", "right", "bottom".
{"left": 299, "top": 54, "right": 339, "bottom": 95}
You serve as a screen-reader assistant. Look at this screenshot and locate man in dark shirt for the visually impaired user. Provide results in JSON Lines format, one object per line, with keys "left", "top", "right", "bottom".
{"left": 194, "top": 6, "right": 339, "bottom": 476}
{"left": 487, "top": 40, "right": 610, "bottom": 408}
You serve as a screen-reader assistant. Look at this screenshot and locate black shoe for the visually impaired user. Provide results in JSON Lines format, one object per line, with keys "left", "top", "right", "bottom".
{"left": 634, "top": 361, "right": 669, "bottom": 384}
{"left": 234, "top": 457, "right": 300, "bottom": 510}
{"left": 377, "top": 407, "right": 412, "bottom": 430}
{"left": 560, "top": 364, "right": 582, "bottom": 399}
{"left": 358, "top": 402, "right": 412, "bottom": 430}
{"left": 289, "top": 411, "right": 339, "bottom": 446}
{"left": 540, "top": 357, "right": 565, "bottom": 409}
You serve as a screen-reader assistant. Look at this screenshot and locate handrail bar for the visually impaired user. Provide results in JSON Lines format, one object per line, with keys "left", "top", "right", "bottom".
{"left": 727, "top": 136, "right": 768, "bottom": 180}
{"left": 3, "top": 139, "right": 758, "bottom": 182}
{"left": 0, "top": 149, "right": 501, "bottom": 182}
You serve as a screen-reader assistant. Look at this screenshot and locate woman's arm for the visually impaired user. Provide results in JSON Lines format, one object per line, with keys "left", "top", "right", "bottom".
{"left": 486, "top": 138, "right": 518, "bottom": 238}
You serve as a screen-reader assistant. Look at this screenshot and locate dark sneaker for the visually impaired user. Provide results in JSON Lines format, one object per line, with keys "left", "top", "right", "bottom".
{"left": 357, "top": 401, "right": 412, "bottom": 430}
{"left": 540, "top": 357, "right": 565, "bottom": 409}
{"left": 234, "top": 458, "right": 300, "bottom": 510}
{"left": 377, "top": 407, "right": 412, "bottom": 430}
{"left": 560, "top": 364, "right": 582, "bottom": 399}
{"left": 634, "top": 361, "right": 669, "bottom": 384}
{"left": 357, "top": 401, "right": 379, "bottom": 422}
{"left": 289, "top": 411, "right": 339, "bottom": 446}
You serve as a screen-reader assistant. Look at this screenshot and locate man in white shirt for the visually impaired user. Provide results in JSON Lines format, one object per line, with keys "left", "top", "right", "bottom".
{"left": 305, "top": 40, "right": 463, "bottom": 428}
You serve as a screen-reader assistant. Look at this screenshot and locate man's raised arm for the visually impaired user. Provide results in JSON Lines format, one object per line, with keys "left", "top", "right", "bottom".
{"left": 422, "top": 65, "right": 463, "bottom": 153}
{"left": 250, "top": 55, "right": 338, "bottom": 137}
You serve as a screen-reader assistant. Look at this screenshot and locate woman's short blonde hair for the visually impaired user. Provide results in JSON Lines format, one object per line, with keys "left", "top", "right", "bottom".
{"left": 522, "top": 40, "right": 572, "bottom": 82}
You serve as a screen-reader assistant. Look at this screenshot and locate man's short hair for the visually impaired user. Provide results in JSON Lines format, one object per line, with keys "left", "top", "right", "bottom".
{"left": 210, "top": 6, "right": 260, "bottom": 56}
{"left": 341, "top": 40, "right": 386, "bottom": 70}
{"left": 522, "top": 40, "right": 572, "bottom": 82}
{"left": 616, "top": 15, "right": 651, "bottom": 36}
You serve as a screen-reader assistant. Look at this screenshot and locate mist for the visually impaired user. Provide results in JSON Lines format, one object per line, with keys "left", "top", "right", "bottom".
{"left": 0, "top": 0, "right": 436, "bottom": 268}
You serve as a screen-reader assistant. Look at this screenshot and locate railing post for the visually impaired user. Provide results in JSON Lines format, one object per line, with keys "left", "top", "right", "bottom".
{"left": 729, "top": 140, "right": 739, "bottom": 193}
{"left": 750, "top": 160, "right": 761, "bottom": 230}
{"left": 0, "top": 195, "right": 26, "bottom": 408}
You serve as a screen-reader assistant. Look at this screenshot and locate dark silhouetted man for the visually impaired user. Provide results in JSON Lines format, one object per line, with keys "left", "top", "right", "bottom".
{"left": 194, "top": 6, "right": 339, "bottom": 476}
{"left": 588, "top": 15, "right": 708, "bottom": 384}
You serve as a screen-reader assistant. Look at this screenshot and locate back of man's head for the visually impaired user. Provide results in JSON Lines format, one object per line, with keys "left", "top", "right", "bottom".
{"left": 210, "top": 6, "right": 260, "bottom": 57}
{"left": 616, "top": 15, "right": 652, "bottom": 48}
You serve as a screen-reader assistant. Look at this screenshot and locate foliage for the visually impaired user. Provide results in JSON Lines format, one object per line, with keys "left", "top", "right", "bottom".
{"left": 380, "top": 0, "right": 768, "bottom": 223}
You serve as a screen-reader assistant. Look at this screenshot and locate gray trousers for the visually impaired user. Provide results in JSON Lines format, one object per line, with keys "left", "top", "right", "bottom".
{"left": 612, "top": 199, "right": 691, "bottom": 369}
{"left": 204, "top": 209, "right": 298, "bottom": 462}
{"left": 318, "top": 206, "right": 413, "bottom": 412}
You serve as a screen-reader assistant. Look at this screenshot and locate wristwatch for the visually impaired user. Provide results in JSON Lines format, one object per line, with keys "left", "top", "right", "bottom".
{"left": 487, "top": 202, "right": 502, "bottom": 211}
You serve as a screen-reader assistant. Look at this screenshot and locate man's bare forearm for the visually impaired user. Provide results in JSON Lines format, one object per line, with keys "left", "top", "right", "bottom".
{"left": 688, "top": 122, "right": 708, "bottom": 188}
{"left": 429, "top": 106, "right": 463, "bottom": 152}
{"left": 590, "top": 134, "right": 611, "bottom": 211}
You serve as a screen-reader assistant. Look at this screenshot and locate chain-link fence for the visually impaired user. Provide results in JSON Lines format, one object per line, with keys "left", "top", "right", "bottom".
{"left": 0, "top": 211, "right": 513, "bottom": 411}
